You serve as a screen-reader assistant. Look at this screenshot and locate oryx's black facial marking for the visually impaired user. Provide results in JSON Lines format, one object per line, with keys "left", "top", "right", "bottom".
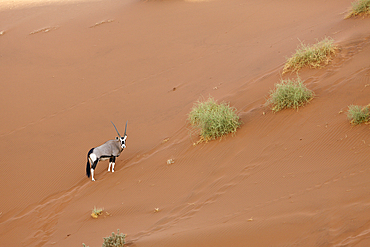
{"left": 119, "top": 135, "right": 127, "bottom": 149}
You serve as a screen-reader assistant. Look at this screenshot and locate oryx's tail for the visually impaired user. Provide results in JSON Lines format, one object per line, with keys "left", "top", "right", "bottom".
{"left": 86, "top": 148, "right": 94, "bottom": 178}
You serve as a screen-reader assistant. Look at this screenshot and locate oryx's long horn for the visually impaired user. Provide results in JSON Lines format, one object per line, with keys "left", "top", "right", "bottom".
{"left": 124, "top": 121, "right": 128, "bottom": 136}
{"left": 111, "top": 121, "right": 122, "bottom": 138}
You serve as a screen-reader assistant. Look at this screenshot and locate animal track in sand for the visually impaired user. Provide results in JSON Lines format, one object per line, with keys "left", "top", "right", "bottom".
{"left": 29, "top": 26, "right": 59, "bottom": 35}
{"left": 89, "top": 19, "right": 114, "bottom": 28}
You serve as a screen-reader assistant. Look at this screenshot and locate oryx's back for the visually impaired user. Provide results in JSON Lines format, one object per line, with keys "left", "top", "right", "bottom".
{"left": 94, "top": 139, "right": 122, "bottom": 157}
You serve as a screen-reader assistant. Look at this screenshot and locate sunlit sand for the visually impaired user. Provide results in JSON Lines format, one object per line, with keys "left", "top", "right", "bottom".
{"left": 0, "top": 0, "right": 100, "bottom": 10}
{"left": 1, "top": 0, "right": 370, "bottom": 246}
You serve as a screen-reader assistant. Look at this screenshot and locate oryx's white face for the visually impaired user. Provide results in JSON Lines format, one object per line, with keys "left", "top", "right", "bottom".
{"left": 119, "top": 135, "right": 127, "bottom": 149}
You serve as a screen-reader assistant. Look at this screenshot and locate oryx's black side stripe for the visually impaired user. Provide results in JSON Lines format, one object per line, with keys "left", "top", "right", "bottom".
{"left": 100, "top": 155, "right": 113, "bottom": 159}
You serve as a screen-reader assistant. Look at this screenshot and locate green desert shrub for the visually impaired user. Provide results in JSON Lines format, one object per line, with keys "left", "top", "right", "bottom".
{"left": 347, "top": 104, "right": 370, "bottom": 125}
{"left": 283, "top": 37, "right": 337, "bottom": 74}
{"left": 346, "top": 0, "right": 370, "bottom": 18}
{"left": 102, "top": 229, "right": 126, "bottom": 247}
{"left": 82, "top": 229, "right": 126, "bottom": 247}
{"left": 266, "top": 77, "right": 314, "bottom": 112}
{"left": 188, "top": 97, "right": 241, "bottom": 142}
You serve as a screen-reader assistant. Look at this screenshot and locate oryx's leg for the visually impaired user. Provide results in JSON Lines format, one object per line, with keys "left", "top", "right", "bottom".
{"left": 109, "top": 156, "right": 116, "bottom": 172}
{"left": 90, "top": 154, "right": 99, "bottom": 181}
{"left": 91, "top": 169, "right": 95, "bottom": 181}
{"left": 108, "top": 156, "right": 114, "bottom": 172}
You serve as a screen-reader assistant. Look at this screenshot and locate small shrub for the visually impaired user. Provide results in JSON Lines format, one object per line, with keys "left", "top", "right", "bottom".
{"left": 102, "top": 229, "right": 126, "bottom": 247}
{"left": 188, "top": 97, "right": 241, "bottom": 142}
{"left": 283, "top": 37, "right": 337, "bottom": 74}
{"left": 347, "top": 104, "right": 370, "bottom": 125}
{"left": 346, "top": 0, "right": 370, "bottom": 18}
{"left": 82, "top": 229, "right": 126, "bottom": 247}
{"left": 91, "top": 206, "right": 103, "bottom": 219}
{"left": 266, "top": 77, "right": 314, "bottom": 112}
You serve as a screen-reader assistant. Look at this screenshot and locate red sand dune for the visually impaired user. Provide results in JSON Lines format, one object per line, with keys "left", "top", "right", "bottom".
{"left": 1, "top": 0, "right": 370, "bottom": 246}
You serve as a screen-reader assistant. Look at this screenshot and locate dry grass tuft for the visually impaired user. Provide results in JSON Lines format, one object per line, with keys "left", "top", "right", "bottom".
{"left": 283, "top": 37, "right": 337, "bottom": 74}
{"left": 347, "top": 104, "right": 370, "bottom": 125}
{"left": 188, "top": 97, "right": 241, "bottom": 142}
{"left": 266, "top": 77, "right": 314, "bottom": 112}
{"left": 345, "top": 0, "right": 370, "bottom": 18}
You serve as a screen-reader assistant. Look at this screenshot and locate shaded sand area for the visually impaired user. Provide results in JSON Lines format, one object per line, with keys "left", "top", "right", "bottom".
{"left": 1, "top": 0, "right": 370, "bottom": 246}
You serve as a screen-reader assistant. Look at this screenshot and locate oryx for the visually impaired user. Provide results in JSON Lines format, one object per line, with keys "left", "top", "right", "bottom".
{"left": 86, "top": 121, "right": 128, "bottom": 181}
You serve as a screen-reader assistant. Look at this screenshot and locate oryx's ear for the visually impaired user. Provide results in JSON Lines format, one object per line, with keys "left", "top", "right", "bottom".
{"left": 115, "top": 137, "right": 119, "bottom": 140}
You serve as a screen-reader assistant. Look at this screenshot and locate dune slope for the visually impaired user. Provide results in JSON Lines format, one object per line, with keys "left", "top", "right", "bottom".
{"left": 0, "top": 0, "right": 370, "bottom": 246}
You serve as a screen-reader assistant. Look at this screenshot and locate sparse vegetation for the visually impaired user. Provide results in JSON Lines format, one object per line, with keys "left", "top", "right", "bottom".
{"left": 188, "top": 97, "right": 241, "bottom": 142}
{"left": 347, "top": 104, "right": 370, "bottom": 125}
{"left": 102, "top": 229, "right": 126, "bottom": 247}
{"left": 91, "top": 206, "right": 103, "bottom": 219}
{"left": 82, "top": 229, "right": 126, "bottom": 247}
{"left": 283, "top": 37, "right": 337, "bottom": 74}
{"left": 266, "top": 77, "right": 314, "bottom": 112}
{"left": 346, "top": 0, "right": 370, "bottom": 18}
